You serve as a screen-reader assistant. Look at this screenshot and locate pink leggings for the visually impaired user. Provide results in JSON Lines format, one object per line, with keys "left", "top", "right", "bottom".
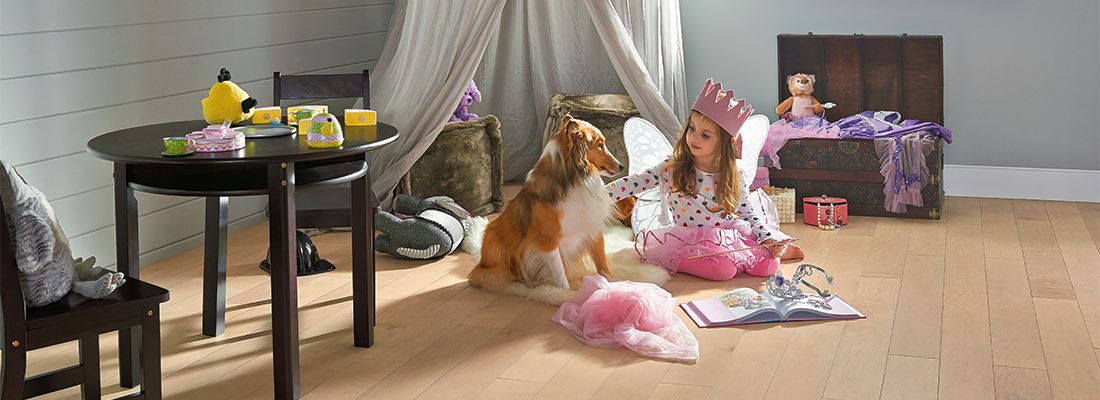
{"left": 676, "top": 246, "right": 779, "bottom": 281}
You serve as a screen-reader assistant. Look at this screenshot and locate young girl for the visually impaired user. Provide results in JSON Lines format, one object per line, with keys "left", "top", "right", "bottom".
{"left": 609, "top": 79, "right": 803, "bottom": 280}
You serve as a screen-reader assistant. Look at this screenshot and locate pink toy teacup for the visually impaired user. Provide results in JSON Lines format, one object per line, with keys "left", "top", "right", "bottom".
{"left": 203, "top": 125, "right": 227, "bottom": 137}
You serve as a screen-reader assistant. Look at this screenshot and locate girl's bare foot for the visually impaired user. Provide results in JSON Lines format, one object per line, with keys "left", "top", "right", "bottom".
{"left": 780, "top": 244, "right": 805, "bottom": 261}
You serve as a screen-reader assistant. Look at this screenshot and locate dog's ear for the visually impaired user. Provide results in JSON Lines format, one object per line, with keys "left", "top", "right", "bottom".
{"left": 559, "top": 115, "right": 574, "bottom": 133}
{"left": 557, "top": 116, "right": 577, "bottom": 141}
{"left": 567, "top": 120, "right": 588, "bottom": 144}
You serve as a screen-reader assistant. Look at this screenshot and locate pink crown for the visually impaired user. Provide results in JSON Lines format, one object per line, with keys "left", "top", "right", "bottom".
{"left": 691, "top": 78, "right": 753, "bottom": 136}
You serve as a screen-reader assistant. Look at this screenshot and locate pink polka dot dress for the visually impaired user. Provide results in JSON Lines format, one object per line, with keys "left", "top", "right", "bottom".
{"left": 607, "top": 160, "right": 790, "bottom": 280}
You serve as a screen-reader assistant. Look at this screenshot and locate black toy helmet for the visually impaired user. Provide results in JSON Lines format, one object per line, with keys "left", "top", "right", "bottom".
{"left": 259, "top": 230, "right": 336, "bottom": 276}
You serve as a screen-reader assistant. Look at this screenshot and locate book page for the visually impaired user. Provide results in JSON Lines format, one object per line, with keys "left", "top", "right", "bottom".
{"left": 683, "top": 288, "right": 781, "bottom": 326}
{"left": 713, "top": 288, "right": 781, "bottom": 324}
{"left": 762, "top": 290, "right": 865, "bottom": 321}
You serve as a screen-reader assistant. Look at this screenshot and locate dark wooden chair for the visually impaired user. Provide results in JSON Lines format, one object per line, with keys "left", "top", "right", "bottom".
{"left": 0, "top": 197, "right": 170, "bottom": 399}
{"left": 273, "top": 69, "right": 379, "bottom": 229}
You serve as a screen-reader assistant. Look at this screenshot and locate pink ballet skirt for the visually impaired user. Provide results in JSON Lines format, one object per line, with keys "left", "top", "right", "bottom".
{"left": 632, "top": 190, "right": 785, "bottom": 280}
{"left": 552, "top": 275, "right": 699, "bottom": 362}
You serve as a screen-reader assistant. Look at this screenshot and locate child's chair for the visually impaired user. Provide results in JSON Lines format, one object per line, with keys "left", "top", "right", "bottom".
{"left": 0, "top": 196, "right": 170, "bottom": 399}
{"left": 273, "top": 69, "right": 376, "bottom": 229}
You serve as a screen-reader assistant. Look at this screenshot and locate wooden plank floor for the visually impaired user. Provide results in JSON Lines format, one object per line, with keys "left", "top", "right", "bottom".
{"left": 17, "top": 185, "right": 1100, "bottom": 399}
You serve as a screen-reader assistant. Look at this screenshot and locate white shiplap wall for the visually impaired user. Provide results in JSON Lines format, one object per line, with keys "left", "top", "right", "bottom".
{"left": 0, "top": 0, "right": 395, "bottom": 269}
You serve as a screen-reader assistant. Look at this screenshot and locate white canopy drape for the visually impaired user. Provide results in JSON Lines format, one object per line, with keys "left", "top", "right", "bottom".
{"left": 369, "top": 0, "right": 686, "bottom": 207}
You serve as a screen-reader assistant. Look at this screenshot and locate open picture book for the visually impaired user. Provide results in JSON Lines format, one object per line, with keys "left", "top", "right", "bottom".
{"left": 680, "top": 287, "right": 864, "bottom": 328}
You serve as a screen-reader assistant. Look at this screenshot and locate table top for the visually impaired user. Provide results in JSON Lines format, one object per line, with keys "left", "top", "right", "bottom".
{"left": 87, "top": 119, "right": 399, "bottom": 166}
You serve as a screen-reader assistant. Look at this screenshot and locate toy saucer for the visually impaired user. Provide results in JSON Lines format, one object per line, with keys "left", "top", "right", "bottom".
{"left": 162, "top": 150, "right": 194, "bottom": 157}
{"left": 232, "top": 124, "right": 296, "bottom": 138}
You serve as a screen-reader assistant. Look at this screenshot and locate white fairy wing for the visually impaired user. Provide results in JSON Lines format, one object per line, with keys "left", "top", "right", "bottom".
{"left": 623, "top": 117, "right": 674, "bottom": 176}
{"left": 623, "top": 117, "right": 674, "bottom": 233}
{"left": 737, "top": 114, "right": 770, "bottom": 190}
{"left": 631, "top": 188, "right": 667, "bottom": 234}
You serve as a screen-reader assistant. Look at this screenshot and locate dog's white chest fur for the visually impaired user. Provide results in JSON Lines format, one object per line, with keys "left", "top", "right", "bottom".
{"left": 556, "top": 174, "right": 612, "bottom": 255}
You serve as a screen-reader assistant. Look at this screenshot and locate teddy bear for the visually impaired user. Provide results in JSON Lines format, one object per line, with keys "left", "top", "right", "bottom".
{"left": 201, "top": 67, "right": 259, "bottom": 125}
{"left": 375, "top": 194, "right": 472, "bottom": 260}
{"left": 775, "top": 73, "right": 826, "bottom": 120}
{"left": 449, "top": 80, "right": 481, "bottom": 122}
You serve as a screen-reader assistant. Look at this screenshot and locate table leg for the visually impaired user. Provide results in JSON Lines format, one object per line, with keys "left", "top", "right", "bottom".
{"left": 268, "top": 162, "right": 300, "bottom": 399}
{"left": 351, "top": 163, "right": 376, "bottom": 348}
{"left": 203, "top": 196, "right": 228, "bottom": 337}
{"left": 114, "top": 163, "right": 142, "bottom": 388}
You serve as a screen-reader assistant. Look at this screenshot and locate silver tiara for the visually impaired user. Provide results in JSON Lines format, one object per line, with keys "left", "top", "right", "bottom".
{"left": 765, "top": 264, "right": 836, "bottom": 309}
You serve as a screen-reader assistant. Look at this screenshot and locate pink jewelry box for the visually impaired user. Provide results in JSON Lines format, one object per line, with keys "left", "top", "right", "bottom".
{"left": 803, "top": 195, "right": 847, "bottom": 227}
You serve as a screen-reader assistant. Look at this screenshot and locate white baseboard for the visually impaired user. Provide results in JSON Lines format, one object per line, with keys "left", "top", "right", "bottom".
{"left": 944, "top": 164, "right": 1100, "bottom": 202}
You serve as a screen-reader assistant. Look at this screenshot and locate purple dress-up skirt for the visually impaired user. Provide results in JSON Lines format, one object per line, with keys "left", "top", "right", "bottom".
{"left": 832, "top": 111, "right": 952, "bottom": 143}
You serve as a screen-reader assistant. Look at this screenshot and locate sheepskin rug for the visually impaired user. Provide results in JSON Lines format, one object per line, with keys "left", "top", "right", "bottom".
{"left": 460, "top": 216, "right": 671, "bottom": 304}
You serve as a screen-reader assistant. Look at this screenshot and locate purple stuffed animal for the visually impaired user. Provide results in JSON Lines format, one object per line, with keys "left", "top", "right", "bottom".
{"left": 450, "top": 81, "right": 481, "bottom": 122}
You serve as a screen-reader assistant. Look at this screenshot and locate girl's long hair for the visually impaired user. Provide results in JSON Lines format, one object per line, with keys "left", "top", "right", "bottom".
{"left": 665, "top": 111, "right": 741, "bottom": 216}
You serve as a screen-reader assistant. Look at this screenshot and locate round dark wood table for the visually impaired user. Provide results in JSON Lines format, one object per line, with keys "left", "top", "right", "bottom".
{"left": 88, "top": 119, "right": 397, "bottom": 399}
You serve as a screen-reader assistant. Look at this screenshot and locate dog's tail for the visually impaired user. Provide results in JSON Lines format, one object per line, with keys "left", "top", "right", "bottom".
{"left": 461, "top": 216, "right": 489, "bottom": 263}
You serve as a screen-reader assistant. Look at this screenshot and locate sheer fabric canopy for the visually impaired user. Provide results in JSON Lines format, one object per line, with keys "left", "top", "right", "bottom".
{"left": 367, "top": 0, "right": 686, "bottom": 208}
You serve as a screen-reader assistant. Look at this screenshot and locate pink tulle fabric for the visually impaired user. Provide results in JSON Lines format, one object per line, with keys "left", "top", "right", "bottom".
{"left": 762, "top": 118, "right": 840, "bottom": 169}
{"left": 636, "top": 220, "right": 762, "bottom": 279}
{"left": 633, "top": 190, "right": 788, "bottom": 280}
{"left": 552, "top": 275, "right": 699, "bottom": 362}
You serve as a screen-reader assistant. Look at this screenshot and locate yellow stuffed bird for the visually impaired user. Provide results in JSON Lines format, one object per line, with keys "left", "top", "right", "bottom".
{"left": 201, "top": 68, "right": 258, "bottom": 125}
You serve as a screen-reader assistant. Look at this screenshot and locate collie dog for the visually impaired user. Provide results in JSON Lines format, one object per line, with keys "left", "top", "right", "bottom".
{"left": 469, "top": 116, "right": 623, "bottom": 289}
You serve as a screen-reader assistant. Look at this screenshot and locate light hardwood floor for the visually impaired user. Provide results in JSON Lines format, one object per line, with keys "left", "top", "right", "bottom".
{"left": 18, "top": 186, "right": 1100, "bottom": 399}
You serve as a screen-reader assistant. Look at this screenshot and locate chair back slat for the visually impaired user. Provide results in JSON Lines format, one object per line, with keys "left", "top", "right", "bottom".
{"left": 273, "top": 70, "right": 370, "bottom": 109}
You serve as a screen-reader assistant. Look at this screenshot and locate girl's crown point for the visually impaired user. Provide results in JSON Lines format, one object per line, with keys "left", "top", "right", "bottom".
{"left": 692, "top": 78, "right": 754, "bottom": 136}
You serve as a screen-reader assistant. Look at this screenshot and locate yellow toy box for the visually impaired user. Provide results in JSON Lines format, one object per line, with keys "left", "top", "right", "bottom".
{"left": 345, "top": 109, "right": 377, "bottom": 126}
{"left": 252, "top": 106, "right": 281, "bottom": 124}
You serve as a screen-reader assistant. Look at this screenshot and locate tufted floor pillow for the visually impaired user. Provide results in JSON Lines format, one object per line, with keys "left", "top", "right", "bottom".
{"left": 399, "top": 115, "right": 504, "bottom": 217}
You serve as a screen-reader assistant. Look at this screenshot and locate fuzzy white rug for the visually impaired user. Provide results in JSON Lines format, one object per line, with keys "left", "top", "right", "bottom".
{"left": 461, "top": 217, "right": 671, "bottom": 304}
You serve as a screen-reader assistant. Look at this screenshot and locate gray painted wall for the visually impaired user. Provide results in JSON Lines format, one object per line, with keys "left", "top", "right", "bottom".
{"left": 680, "top": 0, "right": 1100, "bottom": 171}
{"left": 0, "top": 0, "right": 394, "bottom": 269}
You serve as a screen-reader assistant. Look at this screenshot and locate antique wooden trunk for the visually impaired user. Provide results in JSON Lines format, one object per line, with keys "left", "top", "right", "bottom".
{"left": 768, "top": 33, "right": 946, "bottom": 219}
